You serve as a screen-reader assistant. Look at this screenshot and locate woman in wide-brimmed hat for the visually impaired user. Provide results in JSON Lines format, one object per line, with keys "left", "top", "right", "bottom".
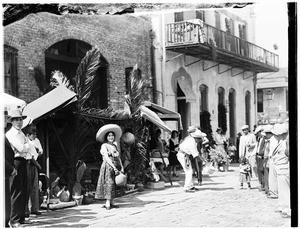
{"left": 95, "top": 124, "right": 124, "bottom": 210}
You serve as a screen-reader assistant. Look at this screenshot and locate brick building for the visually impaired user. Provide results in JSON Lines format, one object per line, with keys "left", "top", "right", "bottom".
{"left": 4, "top": 12, "right": 153, "bottom": 108}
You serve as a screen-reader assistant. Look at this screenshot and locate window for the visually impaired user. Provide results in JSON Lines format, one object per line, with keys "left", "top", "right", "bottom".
{"left": 4, "top": 45, "right": 18, "bottom": 96}
{"left": 196, "top": 10, "right": 205, "bottom": 22}
{"left": 174, "top": 12, "right": 184, "bottom": 22}
{"left": 125, "top": 67, "right": 141, "bottom": 95}
{"left": 238, "top": 24, "right": 246, "bottom": 39}
{"left": 257, "top": 89, "right": 264, "bottom": 112}
{"left": 245, "top": 91, "right": 251, "bottom": 126}
{"left": 200, "top": 84, "right": 208, "bottom": 111}
{"left": 218, "top": 87, "right": 225, "bottom": 105}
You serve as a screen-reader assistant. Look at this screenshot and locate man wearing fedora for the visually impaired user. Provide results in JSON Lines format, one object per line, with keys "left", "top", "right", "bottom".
{"left": 270, "top": 123, "right": 290, "bottom": 218}
{"left": 5, "top": 109, "right": 33, "bottom": 226}
{"left": 239, "top": 125, "right": 257, "bottom": 179}
{"left": 177, "top": 126, "right": 206, "bottom": 192}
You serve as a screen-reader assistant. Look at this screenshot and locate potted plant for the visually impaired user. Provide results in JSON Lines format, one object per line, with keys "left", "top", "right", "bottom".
{"left": 72, "top": 160, "right": 86, "bottom": 205}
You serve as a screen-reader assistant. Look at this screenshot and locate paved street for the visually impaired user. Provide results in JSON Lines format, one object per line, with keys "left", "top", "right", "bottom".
{"left": 22, "top": 164, "right": 290, "bottom": 227}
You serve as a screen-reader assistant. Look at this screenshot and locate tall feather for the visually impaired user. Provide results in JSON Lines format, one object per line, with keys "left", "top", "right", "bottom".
{"left": 75, "top": 47, "right": 101, "bottom": 108}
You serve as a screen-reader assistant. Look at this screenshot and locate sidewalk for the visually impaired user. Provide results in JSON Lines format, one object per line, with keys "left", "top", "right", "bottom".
{"left": 21, "top": 163, "right": 291, "bottom": 227}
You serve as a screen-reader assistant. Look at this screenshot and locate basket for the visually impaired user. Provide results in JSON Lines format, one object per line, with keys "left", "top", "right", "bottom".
{"left": 126, "top": 184, "right": 135, "bottom": 191}
{"left": 73, "top": 195, "right": 83, "bottom": 206}
{"left": 115, "top": 173, "right": 127, "bottom": 186}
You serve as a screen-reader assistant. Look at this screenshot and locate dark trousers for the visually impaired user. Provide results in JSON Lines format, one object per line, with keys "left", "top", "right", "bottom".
{"left": 5, "top": 178, "right": 11, "bottom": 227}
{"left": 256, "top": 156, "right": 264, "bottom": 187}
{"left": 194, "top": 157, "right": 203, "bottom": 183}
{"left": 10, "top": 158, "right": 28, "bottom": 224}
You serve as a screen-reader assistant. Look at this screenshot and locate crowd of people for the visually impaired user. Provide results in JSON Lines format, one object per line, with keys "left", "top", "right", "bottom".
{"left": 4, "top": 107, "right": 290, "bottom": 226}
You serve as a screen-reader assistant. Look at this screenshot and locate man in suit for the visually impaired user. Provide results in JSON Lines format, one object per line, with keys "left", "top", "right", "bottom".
{"left": 5, "top": 109, "right": 33, "bottom": 227}
{"left": 4, "top": 110, "right": 17, "bottom": 228}
{"left": 254, "top": 126, "right": 266, "bottom": 191}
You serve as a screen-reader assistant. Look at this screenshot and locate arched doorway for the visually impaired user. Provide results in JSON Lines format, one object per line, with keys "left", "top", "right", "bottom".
{"left": 177, "top": 82, "right": 190, "bottom": 139}
{"left": 245, "top": 91, "right": 251, "bottom": 127}
{"left": 218, "top": 87, "right": 227, "bottom": 133}
{"left": 45, "top": 39, "right": 108, "bottom": 109}
{"left": 229, "top": 88, "right": 236, "bottom": 143}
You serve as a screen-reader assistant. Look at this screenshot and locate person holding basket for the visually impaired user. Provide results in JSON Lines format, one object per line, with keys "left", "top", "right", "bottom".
{"left": 95, "top": 124, "right": 124, "bottom": 210}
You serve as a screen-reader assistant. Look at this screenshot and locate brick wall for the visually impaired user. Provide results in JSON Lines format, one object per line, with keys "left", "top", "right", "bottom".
{"left": 4, "top": 12, "right": 153, "bottom": 108}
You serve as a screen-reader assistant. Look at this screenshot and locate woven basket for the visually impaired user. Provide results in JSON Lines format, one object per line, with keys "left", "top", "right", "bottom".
{"left": 121, "top": 132, "right": 135, "bottom": 145}
{"left": 115, "top": 173, "right": 127, "bottom": 186}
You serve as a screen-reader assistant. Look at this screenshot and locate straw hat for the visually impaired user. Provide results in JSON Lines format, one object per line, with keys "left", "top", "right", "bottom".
{"left": 7, "top": 109, "right": 27, "bottom": 122}
{"left": 241, "top": 125, "right": 249, "bottom": 130}
{"left": 262, "top": 124, "right": 273, "bottom": 134}
{"left": 190, "top": 129, "right": 206, "bottom": 138}
{"left": 187, "top": 126, "right": 197, "bottom": 133}
{"left": 270, "top": 123, "right": 289, "bottom": 136}
{"left": 216, "top": 127, "right": 222, "bottom": 132}
{"left": 254, "top": 125, "right": 264, "bottom": 134}
{"left": 96, "top": 124, "right": 122, "bottom": 143}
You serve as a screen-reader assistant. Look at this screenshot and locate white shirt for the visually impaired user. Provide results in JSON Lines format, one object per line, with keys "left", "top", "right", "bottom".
{"left": 269, "top": 135, "right": 278, "bottom": 157}
{"left": 179, "top": 136, "right": 199, "bottom": 158}
{"left": 29, "top": 138, "right": 43, "bottom": 154}
{"left": 239, "top": 133, "right": 256, "bottom": 158}
{"left": 6, "top": 126, "right": 32, "bottom": 159}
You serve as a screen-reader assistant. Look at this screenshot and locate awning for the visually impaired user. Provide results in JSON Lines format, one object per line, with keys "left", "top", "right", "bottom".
{"left": 139, "top": 105, "right": 172, "bottom": 133}
{"left": 177, "top": 78, "right": 196, "bottom": 103}
{"left": 23, "top": 85, "right": 77, "bottom": 125}
{"left": 2, "top": 93, "right": 26, "bottom": 111}
{"left": 143, "top": 101, "right": 181, "bottom": 121}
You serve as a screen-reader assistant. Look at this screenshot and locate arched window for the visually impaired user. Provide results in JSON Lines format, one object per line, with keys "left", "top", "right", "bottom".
{"left": 45, "top": 39, "right": 108, "bottom": 109}
{"left": 200, "top": 84, "right": 208, "bottom": 111}
{"left": 245, "top": 91, "right": 251, "bottom": 126}
{"left": 218, "top": 87, "right": 225, "bottom": 105}
{"left": 4, "top": 45, "right": 18, "bottom": 96}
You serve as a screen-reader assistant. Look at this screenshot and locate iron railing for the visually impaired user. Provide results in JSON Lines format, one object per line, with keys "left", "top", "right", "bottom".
{"left": 166, "top": 21, "right": 279, "bottom": 68}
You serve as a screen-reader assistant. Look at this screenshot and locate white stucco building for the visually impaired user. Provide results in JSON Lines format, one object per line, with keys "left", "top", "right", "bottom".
{"left": 150, "top": 7, "right": 279, "bottom": 142}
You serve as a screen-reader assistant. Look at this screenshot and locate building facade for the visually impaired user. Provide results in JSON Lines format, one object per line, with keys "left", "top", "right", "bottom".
{"left": 151, "top": 8, "right": 279, "bottom": 142}
{"left": 4, "top": 12, "right": 153, "bottom": 109}
{"left": 257, "top": 67, "right": 288, "bottom": 124}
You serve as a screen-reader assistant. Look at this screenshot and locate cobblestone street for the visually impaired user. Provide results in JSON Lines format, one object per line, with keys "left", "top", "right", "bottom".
{"left": 22, "top": 164, "right": 291, "bottom": 227}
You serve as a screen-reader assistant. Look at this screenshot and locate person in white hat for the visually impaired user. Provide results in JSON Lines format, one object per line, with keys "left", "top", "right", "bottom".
{"left": 94, "top": 124, "right": 124, "bottom": 210}
{"left": 5, "top": 109, "right": 33, "bottom": 226}
{"left": 214, "top": 127, "right": 229, "bottom": 171}
{"left": 238, "top": 125, "right": 257, "bottom": 179}
{"left": 177, "top": 127, "right": 206, "bottom": 192}
{"left": 254, "top": 125, "right": 266, "bottom": 191}
{"left": 269, "top": 123, "right": 290, "bottom": 218}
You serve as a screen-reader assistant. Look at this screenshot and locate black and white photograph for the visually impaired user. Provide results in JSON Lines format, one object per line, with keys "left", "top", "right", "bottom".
{"left": 2, "top": 1, "right": 297, "bottom": 227}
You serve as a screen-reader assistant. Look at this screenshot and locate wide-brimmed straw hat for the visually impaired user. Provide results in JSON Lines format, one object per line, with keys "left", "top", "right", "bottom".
{"left": 270, "top": 123, "right": 289, "bottom": 136}
{"left": 7, "top": 109, "right": 27, "bottom": 122}
{"left": 187, "top": 126, "right": 197, "bottom": 133}
{"left": 190, "top": 129, "right": 206, "bottom": 138}
{"left": 96, "top": 124, "right": 122, "bottom": 143}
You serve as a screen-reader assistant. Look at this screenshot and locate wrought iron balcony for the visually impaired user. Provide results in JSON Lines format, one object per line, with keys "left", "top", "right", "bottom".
{"left": 165, "top": 20, "right": 279, "bottom": 73}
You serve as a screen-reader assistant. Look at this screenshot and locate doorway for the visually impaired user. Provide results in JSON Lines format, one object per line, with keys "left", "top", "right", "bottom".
{"left": 229, "top": 88, "right": 236, "bottom": 144}
{"left": 177, "top": 82, "right": 190, "bottom": 139}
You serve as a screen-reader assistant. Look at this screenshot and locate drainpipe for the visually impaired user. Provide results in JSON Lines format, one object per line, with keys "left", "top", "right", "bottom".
{"left": 161, "top": 13, "right": 166, "bottom": 107}
{"left": 253, "top": 73, "right": 257, "bottom": 125}
{"left": 150, "top": 29, "right": 157, "bottom": 103}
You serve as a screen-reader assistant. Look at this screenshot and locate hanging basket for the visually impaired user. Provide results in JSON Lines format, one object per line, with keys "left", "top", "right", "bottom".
{"left": 115, "top": 173, "right": 127, "bottom": 186}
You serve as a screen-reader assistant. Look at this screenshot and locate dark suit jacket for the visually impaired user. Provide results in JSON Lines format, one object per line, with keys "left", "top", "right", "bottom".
{"left": 5, "top": 136, "right": 15, "bottom": 179}
{"left": 256, "top": 136, "right": 266, "bottom": 157}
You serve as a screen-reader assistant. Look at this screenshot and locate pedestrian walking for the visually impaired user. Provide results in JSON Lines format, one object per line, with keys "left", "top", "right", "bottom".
{"left": 270, "top": 124, "right": 290, "bottom": 218}
{"left": 4, "top": 110, "right": 17, "bottom": 228}
{"left": 214, "top": 127, "right": 229, "bottom": 171}
{"left": 95, "top": 124, "right": 124, "bottom": 210}
{"left": 254, "top": 125, "right": 266, "bottom": 191}
{"left": 24, "top": 125, "right": 43, "bottom": 216}
{"left": 239, "top": 156, "right": 251, "bottom": 189}
{"left": 168, "top": 130, "right": 180, "bottom": 177}
{"left": 177, "top": 126, "right": 206, "bottom": 192}
{"left": 5, "top": 109, "right": 33, "bottom": 227}
{"left": 239, "top": 125, "right": 257, "bottom": 178}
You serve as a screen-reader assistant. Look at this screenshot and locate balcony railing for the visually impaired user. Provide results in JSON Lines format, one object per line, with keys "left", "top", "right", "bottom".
{"left": 166, "top": 20, "right": 279, "bottom": 68}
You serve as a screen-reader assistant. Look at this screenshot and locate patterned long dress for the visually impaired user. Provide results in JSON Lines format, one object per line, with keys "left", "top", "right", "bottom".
{"left": 95, "top": 142, "right": 121, "bottom": 200}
